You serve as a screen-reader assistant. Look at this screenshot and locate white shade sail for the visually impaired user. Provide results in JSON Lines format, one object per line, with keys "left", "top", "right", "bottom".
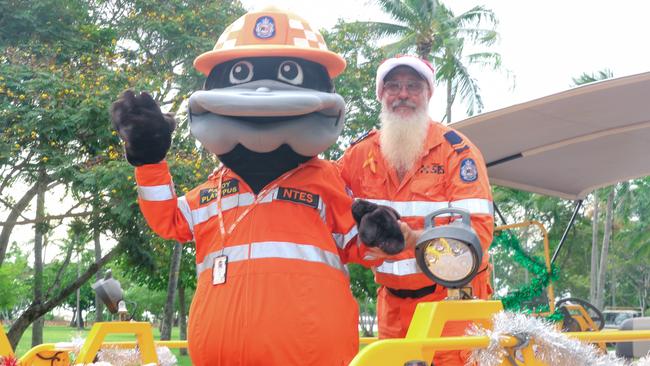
{"left": 452, "top": 72, "right": 650, "bottom": 200}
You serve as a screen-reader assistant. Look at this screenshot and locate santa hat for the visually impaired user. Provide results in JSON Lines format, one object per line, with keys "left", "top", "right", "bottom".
{"left": 375, "top": 55, "right": 435, "bottom": 100}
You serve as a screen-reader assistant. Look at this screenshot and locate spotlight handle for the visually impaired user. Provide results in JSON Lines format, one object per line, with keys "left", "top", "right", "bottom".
{"left": 424, "top": 207, "right": 471, "bottom": 229}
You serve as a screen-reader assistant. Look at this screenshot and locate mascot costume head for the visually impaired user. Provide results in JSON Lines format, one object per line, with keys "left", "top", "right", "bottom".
{"left": 189, "top": 8, "right": 346, "bottom": 193}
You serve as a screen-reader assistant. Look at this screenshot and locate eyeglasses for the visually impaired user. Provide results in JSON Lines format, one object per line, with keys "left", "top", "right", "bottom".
{"left": 383, "top": 80, "right": 426, "bottom": 95}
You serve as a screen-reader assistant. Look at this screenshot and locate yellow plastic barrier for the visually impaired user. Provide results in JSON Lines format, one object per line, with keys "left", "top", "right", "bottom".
{"left": 0, "top": 326, "right": 13, "bottom": 358}
{"left": 350, "top": 299, "right": 650, "bottom": 366}
{"left": 351, "top": 300, "right": 504, "bottom": 365}
{"left": 18, "top": 343, "right": 72, "bottom": 366}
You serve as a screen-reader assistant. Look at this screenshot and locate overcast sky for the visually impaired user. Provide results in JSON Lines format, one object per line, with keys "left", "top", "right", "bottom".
{"left": 241, "top": 0, "right": 650, "bottom": 121}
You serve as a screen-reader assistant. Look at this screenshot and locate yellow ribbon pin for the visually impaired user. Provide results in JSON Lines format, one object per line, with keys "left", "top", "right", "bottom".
{"left": 363, "top": 151, "right": 376, "bottom": 173}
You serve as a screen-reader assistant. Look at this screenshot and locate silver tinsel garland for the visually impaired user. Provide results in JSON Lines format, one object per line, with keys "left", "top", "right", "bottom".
{"left": 467, "top": 311, "right": 650, "bottom": 366}
{"left": 67, "top": 336, "right": 178, "bottom": 366}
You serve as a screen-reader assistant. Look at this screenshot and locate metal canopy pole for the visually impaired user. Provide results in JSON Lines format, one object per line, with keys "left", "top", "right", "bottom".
{"left": 550, "top": 199, "right": 583, "bottom": 265}
{"left": 493, "top": 202, "right": 508, "bottom": 226}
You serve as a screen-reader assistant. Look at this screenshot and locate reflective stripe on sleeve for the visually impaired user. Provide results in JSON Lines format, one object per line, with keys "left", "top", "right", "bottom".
{"left": 364, "top": 199, "right": 448, "bottom": 217}
{"left": 137, "top": 184, "right": 175, "bottom": 201}
{"left": 363, "top": 198, "right": 493, "bottom": 217}
{"left": 177, "top": 196, "right": 194, "bottom": 233}
{"left": 375, "top": 258, "right": 421, "bottom": 276}
{"left": 450, "top": 198, "right": 494, "bottom": 215}
{"left": 332, "top": 226, "right": 358, "bottom": 249}
{"left": 196, "top": 242, "right": 346, "bottom": 276}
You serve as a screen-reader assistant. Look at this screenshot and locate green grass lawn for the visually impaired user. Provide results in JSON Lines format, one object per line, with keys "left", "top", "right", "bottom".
{"left": 5, "top": 324, "right": 192, "bottom": 366}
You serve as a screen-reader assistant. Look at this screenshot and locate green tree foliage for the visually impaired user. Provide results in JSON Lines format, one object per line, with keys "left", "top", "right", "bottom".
{"left": 348, "top": 263, "right": 378, "bottom": 336}
{"left": 0, "top": 244, "right": 30, "bottom": 318}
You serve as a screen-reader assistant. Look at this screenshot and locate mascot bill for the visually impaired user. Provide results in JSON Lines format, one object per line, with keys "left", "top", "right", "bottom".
{"left": 111, "top": 7, "right": 405, "bottom": 366}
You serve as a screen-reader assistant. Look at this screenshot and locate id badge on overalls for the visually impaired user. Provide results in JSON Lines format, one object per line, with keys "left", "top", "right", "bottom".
{"left": 212, "top": 255, "right": 228, "bottom": 285}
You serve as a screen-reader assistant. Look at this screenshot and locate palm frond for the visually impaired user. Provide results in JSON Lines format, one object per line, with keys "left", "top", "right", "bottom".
{"left": 466, "top": 52, "right": 502, "bottom": 70}
{"left": 376, "top": 0, "right": 420, "bottom": 25}
{"left": 450, "top": 56, "right": 484, "bottom": 115}
{"left": 346, "top": 20, "right": 411, "bottom": 40}
{"left": 457, "top": 28, "right": 499, "bottom": 45}
{"left": 454, "top": 6, "right": 498, "bottom": 28}
{"left": 381, "top": 33, "right": 418, "bottom": 56}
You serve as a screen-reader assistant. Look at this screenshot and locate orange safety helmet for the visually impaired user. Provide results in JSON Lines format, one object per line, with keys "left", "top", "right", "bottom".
{"left": 194, "top": 7, "right": 346, "bottom": 78}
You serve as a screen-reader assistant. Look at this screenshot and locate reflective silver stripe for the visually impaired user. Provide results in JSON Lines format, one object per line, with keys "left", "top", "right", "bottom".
{"left": 364, "top": 199, "right": 449, "bottom": 217}
{"left": 177, "top": 196, "right": 194, "bottom": 234}
{"left": 191, "top": 201, "right": 219, "bottom": 227}
{"left": 196, "top": 244, "right": 249, "bottom": 275}
{"left": 196, "top": 242, "right": 346, "bottom": 276}
{"left": 318, "top": 199, "right": 327, "bottom": 223}
{"left": 251, "top": 241, "right": 346, "bottom": 273}
{"left": 375, "top": 258, "right": 421, "bottom": 276}
{"left": 191, "top": 192, "right": 256, "bottom": 226}
{"left": 332, "top": 226, "right": 358, "bottom": 249}
{"left": 137, "top": 184, "right": 175, "bottom": 201}
{"left": 450, "top": 198, "right": 494, "bottom": 215}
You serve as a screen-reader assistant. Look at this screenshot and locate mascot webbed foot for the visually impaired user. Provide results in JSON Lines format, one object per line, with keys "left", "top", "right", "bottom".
{"left": 352, "top": 199, "right": 405, "bottom": 255}
{"left": 111, "top": 90, "right": 176, "bottom": 166}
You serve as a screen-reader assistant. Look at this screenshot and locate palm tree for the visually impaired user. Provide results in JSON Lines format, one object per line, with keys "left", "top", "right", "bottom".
{"left": 571, "top": 69, "right": 614, "bottom": 309}
{"left": 350, "top": 0, "right": 501, "bottom": 122}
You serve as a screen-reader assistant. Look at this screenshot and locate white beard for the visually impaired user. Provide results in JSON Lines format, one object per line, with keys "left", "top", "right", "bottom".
{"left": 379, "top": 100, "right": 430, "bottom": 178}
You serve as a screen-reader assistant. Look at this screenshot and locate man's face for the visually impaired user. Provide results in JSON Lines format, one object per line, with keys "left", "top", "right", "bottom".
{"left": 380, "top": 66, "right": 431, "bottom": 117}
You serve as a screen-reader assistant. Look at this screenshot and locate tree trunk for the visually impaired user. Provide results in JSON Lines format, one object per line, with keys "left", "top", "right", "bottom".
{"left": 589, "top": 191, "right": 600, "bottom": 304}
{"left": 0, "top": 183, "right": 39, "bottom": 266}
{"left": 160, "top": 242, "right": 182, "bottom": 340}
{"left": 611, "top": 269, "right": 617, "bottom": 307}
{"left": 93, "top": 208, "right": 104, "bottom": 322}
{"left": 178, "top": 280, "right": 188, "bottom": 356}
{"left": 32, "top": 172, "right": 46, "bottom": 347}
{"left": 8, "top": 244, "right": 122, "bottom": 348}
{"left": 595, "top": 188, "right": 615, "bottom": 310}
{"left": 446, "top": 79, "right": 453, "bottom": 123}
{"left": 76, "top": 251, "right": 83, "bottom": 329}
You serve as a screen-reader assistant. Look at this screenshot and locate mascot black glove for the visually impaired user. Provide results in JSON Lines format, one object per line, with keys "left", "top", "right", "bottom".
{"left": 352, "top": 199, "right": 405, "bottom": 255}
{"left": 111, "top": 90, "right": 176, "bottom": 166}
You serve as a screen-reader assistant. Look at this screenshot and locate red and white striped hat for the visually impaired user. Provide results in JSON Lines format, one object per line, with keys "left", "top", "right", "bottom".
{"left": 376, "top": 55, "right": 435, "bottom": 100}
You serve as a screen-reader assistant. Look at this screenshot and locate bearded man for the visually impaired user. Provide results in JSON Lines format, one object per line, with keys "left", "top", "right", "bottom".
{"left": 338, "top": 55, "right": 495, "bottom": 365}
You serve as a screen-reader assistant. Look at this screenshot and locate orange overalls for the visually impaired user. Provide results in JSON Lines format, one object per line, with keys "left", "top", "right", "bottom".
{"left": 339, "top": 122, "right": 494, "bottom": 365}
{"left": 135, "top": 158, "right": 363, "bottom": 366}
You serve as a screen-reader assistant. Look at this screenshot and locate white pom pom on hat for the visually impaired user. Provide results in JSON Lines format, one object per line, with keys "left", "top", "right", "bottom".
{"left": 375, "top": 55, "right": 435, "bottom": 100}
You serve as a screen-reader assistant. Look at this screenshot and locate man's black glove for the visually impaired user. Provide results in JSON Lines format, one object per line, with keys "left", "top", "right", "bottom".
{"left": 110, "top": 90, "right": 176, "bottom": 166}
{"left": 352, "top": 199, "right": 405, "bottom": 255}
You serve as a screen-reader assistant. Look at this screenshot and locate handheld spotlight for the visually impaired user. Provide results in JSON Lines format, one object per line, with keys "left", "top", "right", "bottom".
{"left": 414, "top": 207, "right": 482, "bottom": 300}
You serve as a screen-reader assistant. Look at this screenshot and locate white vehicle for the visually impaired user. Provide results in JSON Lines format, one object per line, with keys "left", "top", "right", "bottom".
{"left": 603, "top": 307, "right": 644, "bottom": 329}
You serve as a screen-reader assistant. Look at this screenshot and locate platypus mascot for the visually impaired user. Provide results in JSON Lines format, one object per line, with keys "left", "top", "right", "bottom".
{"left": 111, "top": 7, "right": 405, "bottom": 366}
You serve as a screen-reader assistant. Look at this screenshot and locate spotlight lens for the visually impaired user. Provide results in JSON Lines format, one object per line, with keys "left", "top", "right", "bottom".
{"left": 423, "top": 238, "right": 475, "bottom": 282}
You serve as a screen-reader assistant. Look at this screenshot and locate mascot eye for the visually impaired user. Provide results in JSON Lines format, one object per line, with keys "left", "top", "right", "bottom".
{"left": 277, "top": 61, "right": 303, "bottom": 85}
{"left": 229, "top": 61, "right": 254, "bottom": 84}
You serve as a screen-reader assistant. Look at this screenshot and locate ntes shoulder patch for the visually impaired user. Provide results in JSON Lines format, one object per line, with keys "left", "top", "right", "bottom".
{"left": 200, "top": 179, "right": 240, "bottom": 205}
{"left": 277, "top": 187, "right": 320, "bottom": 209}
{"left": 460, "top": 158, "right": 478, "bottom": 182}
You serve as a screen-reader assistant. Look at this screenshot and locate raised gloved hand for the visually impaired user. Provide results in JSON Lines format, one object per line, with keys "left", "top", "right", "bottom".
{"left": 110, "top": 90, "right": 176, "bottom": 166}
{"left": 352, "top": 199, "right": 405, "bottom": 255}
